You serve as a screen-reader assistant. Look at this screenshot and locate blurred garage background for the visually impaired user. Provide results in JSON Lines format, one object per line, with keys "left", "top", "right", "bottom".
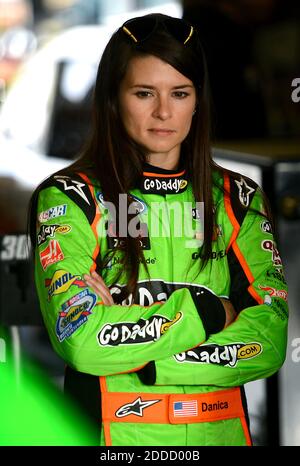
{"left": 0, "top": 0, "right": 299, "bottom": 446}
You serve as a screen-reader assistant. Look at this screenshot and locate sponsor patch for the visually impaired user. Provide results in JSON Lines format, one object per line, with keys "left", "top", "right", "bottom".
{"left": 261, "top": 220, "right": 273, "bottom": 234}
{"left": 97, "top": 312, "right": 182, "bottom": 346}
{"left": 266, "top": 269, "right": 286, "bottom": 283}
{"left": 261, "top": 239, "right": 282, "bottom": 268}
{"left": 54, "top": 176, "right": 90, "bottom": 205}
{"left": 192, "top": 250, "right": 226, "bottom": 261}
{"left": 174, "top": 342, "right": 262, "bottom": 367}
{"left": 116, "top": 397, "right": 160, "bottom": 418}
{"left": 45, "top": 269, "right": 86, "bottom": 300}
{"left": 259, "top": 285, "right": 288, "bottom": 302}
{"left": 39, "top": 240, "right": 64, "bottom": 271}
{"left": 235, "top": 178, "right": 255, "bottom": 207}
{"left": 56, "top": 289, "right": 96, "bottom": 342}
{"left": 37, "top": 224, "right": 71, "bottom": 246}
{"left": 142, "top": 177, "right": 188, "bottom": 194}
{"left": 129, "top": 194, "right": 148, "bottom": 214}
{"left": 38, "top": 204, "right": 67, "bottom": 223}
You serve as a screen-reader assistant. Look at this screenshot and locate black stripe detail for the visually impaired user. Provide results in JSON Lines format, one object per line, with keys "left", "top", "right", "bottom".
{"left": 227, "top": 248, "right": 257, "bottom": 313}
{"left": 240, "top": 385, "right": 253, "bottom": 445}
{"left": 143, "top": 162, "right": 186, "bottom": 176}
{"left": 41, "top": 173, "right": 96, "bottom": 225}
{"left": 137, "top": 361, "right": 156, "bottom": 385}
{"left": 229, "top": 175, "right": 257, "bottom": 226}
{"left": 189, "top": 288, "right": 226, "bottom": 338}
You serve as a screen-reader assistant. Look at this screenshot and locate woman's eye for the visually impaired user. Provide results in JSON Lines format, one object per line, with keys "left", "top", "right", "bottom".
{"left": 172, "top": 91, "right": 189, "bottom": 98}
{"left": 135, "top": 91, "right": 153, "bottom": 98}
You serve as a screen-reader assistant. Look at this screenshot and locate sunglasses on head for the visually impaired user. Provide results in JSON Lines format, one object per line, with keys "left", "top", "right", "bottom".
{"left": 122, "top": 14, "right": 194, "bottom": 45}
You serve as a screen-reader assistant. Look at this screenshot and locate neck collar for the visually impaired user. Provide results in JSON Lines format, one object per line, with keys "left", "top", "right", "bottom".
{"left": 140, "top": 163, "right": 188, "bottom": 195}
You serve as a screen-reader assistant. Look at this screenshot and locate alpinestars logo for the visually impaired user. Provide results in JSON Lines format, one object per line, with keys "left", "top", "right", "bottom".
{"left": 235, "top": 178, "right": 255, "bottom": 207}
{"left": 54, "top": 176, "right": 90, "bottom": 205}
{"left": 116, "top": 397, "right": 161, "bottom": 418}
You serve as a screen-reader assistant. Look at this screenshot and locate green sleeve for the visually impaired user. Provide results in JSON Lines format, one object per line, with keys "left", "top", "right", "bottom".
{"left": 34, "top": 186, "right": 207, "bottom": 376}
{"left": 144, "top": 188, "right": 288, "bottom": 386}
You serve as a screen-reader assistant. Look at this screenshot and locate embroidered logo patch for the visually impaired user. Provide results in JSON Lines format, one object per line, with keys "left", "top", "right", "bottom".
{"left": 56, "top": 289, "right": 96, "bottom": 342}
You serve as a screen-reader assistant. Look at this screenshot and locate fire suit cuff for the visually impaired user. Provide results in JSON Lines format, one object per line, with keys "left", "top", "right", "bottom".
{"left": 189, "top": 288, "right": 226, "bottom": 338}
{"left": 137, "top": 361, "right": 156, "bottom": 385}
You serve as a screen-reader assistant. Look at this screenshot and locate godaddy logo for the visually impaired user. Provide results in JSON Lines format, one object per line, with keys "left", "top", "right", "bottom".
{"left": 174, "top": 342, "right": 262, "bottom": 367}
{"left": 98, "top": 312, "right": 182, "bottom": 347}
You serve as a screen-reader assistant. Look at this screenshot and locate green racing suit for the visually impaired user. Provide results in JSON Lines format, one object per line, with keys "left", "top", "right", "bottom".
{"left": 33, "top": 163, "right": 288, "bottom": 446}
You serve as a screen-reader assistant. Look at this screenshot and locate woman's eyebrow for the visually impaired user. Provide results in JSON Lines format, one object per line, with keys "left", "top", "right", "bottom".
{"left": 129, "top": 84, "right": 194, "bottom": 89}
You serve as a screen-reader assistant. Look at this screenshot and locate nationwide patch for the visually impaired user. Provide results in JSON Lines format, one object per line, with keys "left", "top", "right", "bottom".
{"left": 98, "top": 192, "right": 148, "bottom": 215}
{"left": 39, "top": 240, "right": 64, "bottom": 271}
{"left": 97, "top": 312, "right": 182, "bottom": 346}
{"left": 38, "top": 204, "right": 67, "bottom": 223}
{"left": 56, "top": 289, "right": 96, "bottom": 342}
{"left": 174, "top": 342, "right": 262, "bottom": 367}
{"left": 37, "top": 224, "right": 71, "bottom": 246}
{"left": 45, "top": 269, "right": 86, "bottom": 300}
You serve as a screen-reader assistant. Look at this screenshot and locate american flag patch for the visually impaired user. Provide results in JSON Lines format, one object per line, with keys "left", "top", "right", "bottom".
{"left": 173, "top": 400, "right": 198, "bottom": 417}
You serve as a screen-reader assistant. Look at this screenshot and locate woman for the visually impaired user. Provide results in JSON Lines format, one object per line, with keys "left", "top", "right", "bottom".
{"left": 29, "top": 13, "right": 288, "bottom": 446}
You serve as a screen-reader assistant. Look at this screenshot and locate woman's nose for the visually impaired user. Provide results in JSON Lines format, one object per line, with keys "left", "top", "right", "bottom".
{"left": 152, "top": 96, "right": 172, "bottom": 120}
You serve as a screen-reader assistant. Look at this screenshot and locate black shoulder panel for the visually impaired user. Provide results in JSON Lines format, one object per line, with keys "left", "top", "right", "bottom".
{"left": 41, "top": 172, "right": 96, "bottom": 225}
{"left": 229, "top": 174, "right": 257, "bottom": 226}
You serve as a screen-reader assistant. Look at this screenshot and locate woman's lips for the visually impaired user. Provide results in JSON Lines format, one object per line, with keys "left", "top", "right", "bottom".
{"left": 148, "top": 128, "right": 175, "bottom": 136}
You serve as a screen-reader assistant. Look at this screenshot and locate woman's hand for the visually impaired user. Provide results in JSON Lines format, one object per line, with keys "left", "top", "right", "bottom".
{"left": 83, "top": 271, "right": 114, "bottom": 306}
{"left": 220, "top": 298, "right": 237, "bottom": 327}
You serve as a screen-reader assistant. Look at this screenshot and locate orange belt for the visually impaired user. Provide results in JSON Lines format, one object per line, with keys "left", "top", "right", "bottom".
{"left": 102, "top": 387, "right": 245, "bottom": 424}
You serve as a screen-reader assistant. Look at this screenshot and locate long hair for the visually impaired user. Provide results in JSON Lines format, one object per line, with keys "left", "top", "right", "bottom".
{"left": 29, "top": 14, "right": 221, "bottom": 298}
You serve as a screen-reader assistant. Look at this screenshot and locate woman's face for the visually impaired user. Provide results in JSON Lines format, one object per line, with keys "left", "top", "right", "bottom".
{"left": 119, "top": 55, "right": 197, "bottom": 168}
